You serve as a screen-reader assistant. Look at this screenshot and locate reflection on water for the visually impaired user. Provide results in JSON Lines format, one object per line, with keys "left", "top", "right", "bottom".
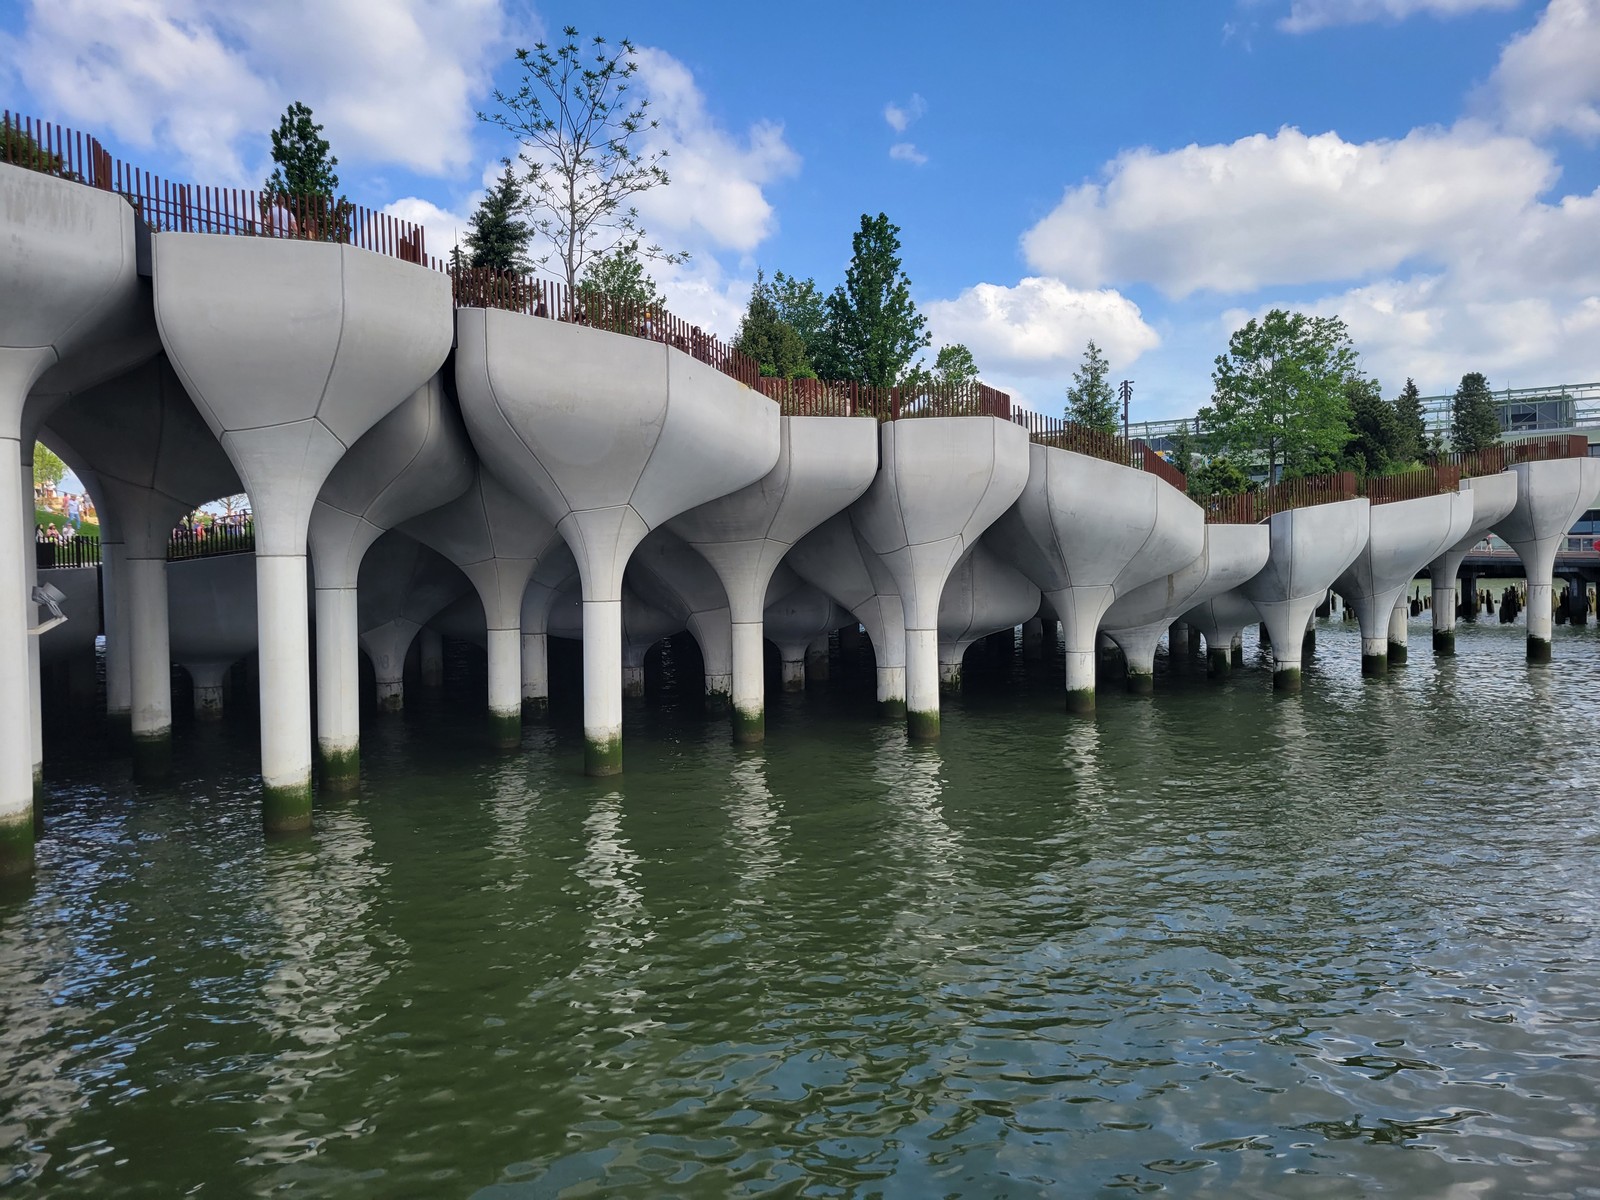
{"left": 2, "top": 616, "right": 1600, "bottom": 1197}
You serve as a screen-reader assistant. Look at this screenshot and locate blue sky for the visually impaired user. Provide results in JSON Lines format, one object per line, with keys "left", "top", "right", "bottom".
{"left": 2, "top": 0, "right": 1596, "bottom": 423}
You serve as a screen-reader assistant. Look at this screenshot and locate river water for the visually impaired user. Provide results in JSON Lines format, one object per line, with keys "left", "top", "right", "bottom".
{"left": 3, "top": 615, "right": 1598, "bottom": 1199}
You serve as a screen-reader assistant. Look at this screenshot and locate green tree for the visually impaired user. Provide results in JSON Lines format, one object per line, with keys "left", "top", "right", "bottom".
{"left": 1065, "top": 340, "right": 1118, "bottom": 433}
{"left": 770, "top": 272, "right": 833, "bottom": 374}
{"left": 32, "top": 444, "right": 66, "bottom": 489}
{"left": 736, "top": 270, "right": 812, "bottom": 378}
{"left": 464, "top": 166, "right": 533, "bottom": 273}
{"left": 1189, "top": 454, "right": 1252, "bottom": 498}
{"left": 1450, "top": 372, "right": 1501, "bottom": 453}
{"left": 824, "top": 213, "right": 930, "bottom": 387}
{"left": 1393, "top": 377, "right": 1427, "bottom": 466}
{"left": 1199, "top": 309, "right": 1358, "bottom": 482}
{"left": 1169, "top": 423, "right": 1195, "bottom": 478}
{"left": 578, "top": 238, "right": 664, "bottom": 308}
{"left": 901, "top": 343, "right": 981, "bottom": 404}
{"left": 481, "top": 25, "right": 685, "bottom": 293}
{"left": 3, "top": 118, "right": 66, "bottom": 177}
{"left": 264, "top": 101, "right": 339, "bottom": 198}
{"left": 1341, "top": 375, "right": 1402, "bottom": 475}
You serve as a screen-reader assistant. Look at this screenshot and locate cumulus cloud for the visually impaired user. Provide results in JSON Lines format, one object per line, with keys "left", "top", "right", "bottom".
{"left": 922, "top": 277, "right": 1160, "bottom": 378}
{"left": 1279, "top": 0, "right": 1517, "bottom": 32}
{"left": 629, "top": 47, "right": 800, "bottom": 256}
{"left": 1481, "top": 0, "right": 1600, "bottom": 140}
{"left": 1021, "top": 124, "right": 1556, "bottom": 298}
{"left": 889, "top": 142, "right": 929, "bottom": 165}
{"left": 884, "top": 94, "right": 926, "bottom": 133}
{"left": 3, "top": 0, "right": 508, "bottom": 184}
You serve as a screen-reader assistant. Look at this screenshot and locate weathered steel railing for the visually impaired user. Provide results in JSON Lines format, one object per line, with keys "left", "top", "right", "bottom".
{"left": 3, "top": 110, "right": 427, "bottom": 262}
{"left": 1010, "top": 407, "right": 1190, "bottom": 492}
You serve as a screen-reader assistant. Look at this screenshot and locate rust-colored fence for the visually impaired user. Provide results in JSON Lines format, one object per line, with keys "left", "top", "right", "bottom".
{"left": 1445, "top": 435, "right": 1589, "bottom": 476}
{"left": 1202, "top": 471, "right": 1360, "bottom": 524}
{"left": 755, "top": 378, "right": 890, "bottom": 417}
{"left": 3, "top": 110, "right": 427, "bottom": 263}
{"left": 1010, "top": 407, "right": 1192, "bottom": 492}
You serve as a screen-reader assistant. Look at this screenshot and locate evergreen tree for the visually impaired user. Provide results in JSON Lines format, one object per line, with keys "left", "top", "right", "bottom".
{"left": 464, "top": 167, "right": 532, "bottom": 273}
{"left": 770, "top": 272, "right": 833, "bottom": 374}
{"left": 1450, "top": 372, "right": 1501, "bottom": 453}
{"left": 735, "top": 270, "right": 812, "bottom": 378}
{"left": 1189, "top": 454, "right": 1252, "bottom": 498}
{"left": 1342, "top": 376, "right": 1402, "bottom": 475}
{"left": 1393, "top": 377, "right": 1427, "bottom": 466}
{"left": 1169, "top": 424, "right": 1195, "bottom": 478}
{"left": 1065, "top": 340, "right": 1119, "bottom": 433}
{"left": 264, "top": 101, "right": 339, "bottom": 198}
{"left": 824, "top": 213, "right": 930, "bottom": 387}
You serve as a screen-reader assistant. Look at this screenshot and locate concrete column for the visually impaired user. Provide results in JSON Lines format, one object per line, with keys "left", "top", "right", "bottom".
{"left": 359, "top": 616, "right": 418, "bottom": 715}
{"left": 938, "top": 649, "right": 963, "bottom": 693}
{"left": 0, "top": 429, "right": 34, "bottom": 873}
{"left": 1459, "top": 572, "right": 1478, "bottom": 622}
{"left": 1231, "top": 632, "right": 1244, "bottom": 667}
{"left": 376, "top": 678, "right": 403, "bottom": 711}
{"left": 877, "top": 665, "right": 906, "bottom": 715}
{"left": 1022, "top": 617, "right": 1043, "bottom": 660}
{"left": 805, "top": 636, "right": 829, "bottom": 683}
{"left": 582, "top": 599, "right": 623, "bottom": 775}
{"left": 521, "top": 630, "right": 548, "bottom": 716}
{"left": 257, "top": 554, "right": 314, "bottom": 832}
{"left": 314, "top": 586, "right": 361, "bottom": 787}
{"left": 780, "top": 654, "right": 806, "bottom": 692}
{"left": 1388, "top": 595, "right": 1409, "bottom": 665}
{"left": 731, "top": 621, "right": 765, "bottom": 741}
{"left": 101, "top": 537, "right": 132, "bottom": 735}
{"left": 485, "top": 626, "right": 522, "bottom": 749}
{"left": 188, "top": 662, "right": 228, "bottom": 720}
{"left": 1499, "top": 460, "right": 1600, "bottom": 663}
{"left": 420, "top": 628, "right": 443, "bottom": 687}
{"left": 904, "top": 628, "right": 941, "bottom": 738}
{"left": 1430, "top": 574, "right": 1458, "bottom": 655}
{"left": 1169, "top": 621, "right": 1191, "bottom": 656}
{"left": 126, "top": 555, "right": 173, "bottom": 780}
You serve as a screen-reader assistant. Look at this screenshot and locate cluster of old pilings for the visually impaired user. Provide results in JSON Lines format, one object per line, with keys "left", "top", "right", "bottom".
{"left": 6, "top": 161, "right": 1600, "bottom": 878}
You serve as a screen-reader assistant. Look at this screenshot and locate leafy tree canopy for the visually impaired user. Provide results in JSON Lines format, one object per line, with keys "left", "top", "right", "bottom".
{"left": 1189, "top": 454, "right": 1252, "bottom": 498}
{"left": 264, "top": 101, "right": 339, "bottom": 198}
{"left": 1199, "top": 309, "right": 1358, "bottom": 482}
{"left": 1341, "top": 376, "right": 1404, "bottom": 475}
{"left": 578, "top": 238, "right": 664, "bottom": 308}
{"left": 770, "top": 272, "right": 834, "bottom": 375}
{"left": 1451, "top": 371, "right": 1501, "bottom": 453}
{"left": 32, "top": 445, "right": 66, "bottom": 489}
{"left": 736, "top": 269, "right": 814, "bottom": 379}
{"left": 1065, "top": 340, "right": 1119, "bottom": 434}
{"left": 902, "top": 343, "right": 981, "bottom": 401}
{"left": 1393, "top": 377, "right": 1427, "bottom": 466}
{"left": 824, "top": 212, "right": 930, "bottom": 388}
{"left": 464, "top": 166, "right": 533, "bottom": 273}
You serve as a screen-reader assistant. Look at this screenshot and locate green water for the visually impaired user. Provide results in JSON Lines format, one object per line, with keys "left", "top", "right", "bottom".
{"left": 4, "top": 617, "right": 1600, "bottom": 1198}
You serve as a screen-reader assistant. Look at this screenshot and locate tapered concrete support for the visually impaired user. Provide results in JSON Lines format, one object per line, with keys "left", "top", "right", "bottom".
{"left": 1388, "top": 596, "right": 1410, "bottom": 665}
{"left": 1426, "top": 473, "right": 1517, "bottom": 657}
{"left": 1241, "top": 499, "right": 1369, "bottom": 693}
{"left": 125, "top": 556, "right": 174, "bottom": 779}
{"left": 852, "top": 418, "right": 1030, "bottom": 739}
{"left": 583, "top": 599, "right": 624, "bottom": 775}
{"left": 936, "top": 538, "right": 1041, "bottom": 697}
{"left": 764, "top": 571, "right": 848, "bottom": 712}
{"left": 938, "top": 649, "right": 964, "bottom": 692}
{"left": 786, "top": 512, "right": 908, "bottom": 718}
{"left": 456, "top": 307, "right": 779, "bottom": 775}
{"left": 1231, "top": 632, "right": 1244, "bottom": 667}
{"left": 1495, "top": 459, "right": 1600, "bottom": 663}
{"left": 627, "top": 529, "right": 735, "bottom": 717}
{"left": 521, "top": 632, "right": 549, "bottom": 716}
{"left": 186, "top": 662, "right": 230, "bottom": 720}
{"left": 101, "top": 538, "right": 132, "bottom": 733}
{"left": 361, "top": 619, "right": 417, "bottom": 712}
{"left": 668, "top": 416, "right": 877, "bottom": 743}
{"left": 309, "top": 375, "right": 474, "bottom": 781}
{"left": 154, "top": 234, "right": 451, "bottom": 828}
{"left": 1107, "top": 525, "right": 1270, "bottom": 695}
{"left": 1334, "top": 490, "right": 1471, "bottom": 682}
{"left": 990, "top": 444, "right": 1205, "bottom": 715}
{"left": 806, "top": 636, "right": 830, "bottom": 683}
{"left": 519, "top": 546, "right": 579, "bottom": 718}
{"left": 421, "top": 629, "right": 444, "bottom": 688}
{"left": 485, "top": 627, "right": 522, "bottom": 748}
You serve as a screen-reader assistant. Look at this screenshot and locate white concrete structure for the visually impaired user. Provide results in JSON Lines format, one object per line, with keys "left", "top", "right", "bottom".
{"left": 764, "top": 568, "right": 851, "bottom": 692}
{"left": 620, "top": 589, "right": 682, "bottom": 697}
{"left": 401, "top": 470, "right": 559, "bottom": 747}
{"left": 1426, "top": 474, "right": 1519, "bottom": 656}
{"left": 989, "top": 448, "right": 1204, "bottom": 712}
{"left": 851, "top": 417, "right": 1029, "bottom": 738}
{"left": 153, "top": 235, "right": 452, "bottom": 828}
{"left": 666, "top": 416, "right": 877, "bottom": 742}
{"left": 308, "top": 375, "right": 474, "bottom": 780}
{"left": 1333, "top": 491, "right": 1473, "bottom": 675}
{"left": 1, "top": 162, "right": 142, "bottom": 872}
{"left": 518, "top": 544, "right": 579, "bottom": 717}
{"left": 1241, "top": 499, "right": 1369, "bottom": 691}
{"left": 357, "top": 533, "right": 470, "bottom": 711}
{"left": 935, "top": 539, "right": 1041, "bottom": 692}
{"left": 1182, "top": 587, "right": 1265, "bottom": 677}
{"left": 627, "top": 528, "right": 734, "bottom": 707}
{"left": 454, "top": 308, "right": 779, "bottom": 774}
{"left": 1103, "top": 524, "right": 1271, "bottom": 692}
{"left": 1494, "top": 458, "right": 1600, "bottom": 661}
{"left": 167, "top": 554, "right": 258, "bottom": 719}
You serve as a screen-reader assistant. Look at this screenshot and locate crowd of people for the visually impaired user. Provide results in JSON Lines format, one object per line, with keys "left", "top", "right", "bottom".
{"left": 34, "top": 480, "right": 95, "bottom": 530}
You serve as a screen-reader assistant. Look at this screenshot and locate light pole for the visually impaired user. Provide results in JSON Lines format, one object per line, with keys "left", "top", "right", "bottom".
{"left": 1119, "top": 379, "right": 1133, "bottom": 441}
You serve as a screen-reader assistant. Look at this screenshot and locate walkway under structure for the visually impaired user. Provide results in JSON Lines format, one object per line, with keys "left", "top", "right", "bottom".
{"left": 6, "top": 114, "right": 1600, "bottom": 879}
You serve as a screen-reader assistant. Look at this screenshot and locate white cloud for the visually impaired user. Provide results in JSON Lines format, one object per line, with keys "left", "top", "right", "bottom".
{"left": 653, "top": 258, "right": 754, "bottom": 343}
{"left": 1279, "top": 0, "right": 1517, "bottom": 32}
{"left": 884, "top": 94, "right": 926, "bottom": 133}
{"left": 628, "top": 47, "right": 800, "bottom": 256}
{"left": 1021, "top": 124, "right": 1555, "bottom": 298}
{"left": 1481, "top": 0, "right": 1600, "bottom": 140}
{"left": 5, "top": 0, "right": 508, "bottom": 184}
{"left": 889, "top": 142, "right": 929, "bottom": 165}
{"left": 923, "top": 277, "right": 1160, "bottom": 378}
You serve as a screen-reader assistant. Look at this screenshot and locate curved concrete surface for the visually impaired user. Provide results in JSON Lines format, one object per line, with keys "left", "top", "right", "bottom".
{"left": 1427, "top": 473, "right": 1519, "bottom": 655}
{"left": 0, "top": 163, "right": 143, "bottom": 871}
{"left": 401, "top": 469, "right": 560, "bottom": 746}
{"left": 620, "top": 589, "right": 684, "bottom": 697}
{"left": 358, "top": 532, "right": 471, "bottom": 710}
{"left": 309, "top": 374, "right": 474, "bottom": 780}
{"left": 785, "top": 511, "right": 907, "bottom": 713}
{"left": 667, "top": 415, "right": 877, "bottom": 741}
{"left": 454, "top": 306, "right": 779, "bottom": 774}
{"left": 935, "top": 538, "right": 1041, "bottom": 692}
{"left": 1104, "top": 524, "right": 1270, "bottom": 691}
{"left": 851, "top": 417, "right": 1029, "bottom": 738}
{"left": 763, "top": 568, "right": 851, "bottom": 692}
{"left": 519, "top": 542, "right": 580, "bottom": 716}
{"left": 1494, "top": 457, "right": 1600, "bottom": 661}
{"left": 627, "top": 528, "right": 733, "bottom": 708}
{"left": 1333, "top": 490, "right": 1473, "bottom": 674}
{"left": 988, "top": 446, "right": 1205, "bottom": 713}
{"left": 153, "top": 233, "right": 451, "bottom": 829}
{"left": 168, "top": 554, "right": 259, "bottom": 719}
{"left": 1240, "top": 499, "right": 1369, "bottom": 691}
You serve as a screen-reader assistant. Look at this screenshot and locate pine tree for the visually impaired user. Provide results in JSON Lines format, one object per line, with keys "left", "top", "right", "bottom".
{"left": 1342, "top": 376, "right": 1401, "bottom": 475}
{"left": 824, "top": 213, "right": 930, "bottom": 387}
{"left": 464, "top": 167, "right": 532, "bottom": 273}
{"left": 1393, "top": 377, "right": 1427, "bottom": 465}
{"left": 264, "top": 101, "right": 339, "bottom": 198}
{"left": 1065, "top": 340, "right": 1119, "bottom": 434}
{"left": 1450, "top": 372, "right": 1501, "bottom": 453}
